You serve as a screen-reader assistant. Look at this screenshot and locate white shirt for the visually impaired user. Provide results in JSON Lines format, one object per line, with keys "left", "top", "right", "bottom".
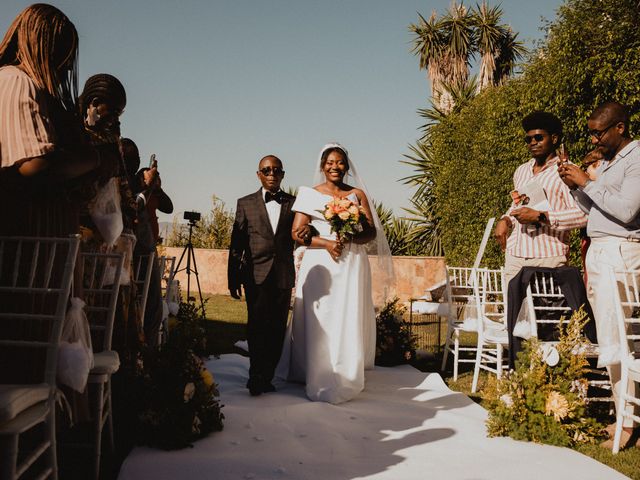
{"left": 262, "top": 188, "right": 282, "bottom": 233}
{"left": 571, "top": 140, "right": 640, "bottom": 240}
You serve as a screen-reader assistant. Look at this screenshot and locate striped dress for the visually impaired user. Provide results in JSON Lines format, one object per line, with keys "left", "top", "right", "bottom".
{"left": 504, "top": 157, "right": 587, "bottom": 258}
{"left": 0, "top": 65, "right": 78, "bottom": 237}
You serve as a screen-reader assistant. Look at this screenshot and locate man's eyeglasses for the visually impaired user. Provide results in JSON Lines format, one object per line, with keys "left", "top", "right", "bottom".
{"left": 524, "top": 133, "right": 547, "bottom": 144}
{"left": 259, "top": 166, "right": 284, "bottom": 176}
{"left": 588, "top": 122, "right": 618, "bottom": 141}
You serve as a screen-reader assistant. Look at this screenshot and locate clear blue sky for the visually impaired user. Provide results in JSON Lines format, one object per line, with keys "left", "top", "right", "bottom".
{"left": 1, "top": 0, "right": 562, "bottom": 224}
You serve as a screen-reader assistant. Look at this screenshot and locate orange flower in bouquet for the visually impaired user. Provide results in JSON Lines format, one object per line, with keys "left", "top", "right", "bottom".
{"left": 321, "top": 197, "right": 366, "bottom": 242}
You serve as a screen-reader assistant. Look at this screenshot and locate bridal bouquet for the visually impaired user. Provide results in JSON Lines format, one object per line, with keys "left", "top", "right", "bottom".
{"left": 321, "top": 197, "right": 365, "bottom": 242}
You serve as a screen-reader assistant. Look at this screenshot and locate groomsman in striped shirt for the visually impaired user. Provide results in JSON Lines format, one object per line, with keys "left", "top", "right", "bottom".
{"left": 494, "top": 112, "right": 588, "bottom": 287}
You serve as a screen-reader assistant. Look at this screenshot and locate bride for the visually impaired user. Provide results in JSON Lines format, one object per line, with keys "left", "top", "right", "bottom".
{"left": 276, "top": 143, "right": 393, "bottom": 404}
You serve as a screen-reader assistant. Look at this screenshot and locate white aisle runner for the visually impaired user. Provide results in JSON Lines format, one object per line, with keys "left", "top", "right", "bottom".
{"left": 118, "top": 354, "right": 625, "bottom": 480}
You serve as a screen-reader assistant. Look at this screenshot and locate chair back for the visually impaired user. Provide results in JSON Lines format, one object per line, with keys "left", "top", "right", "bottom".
{"left": 158, "top": 255, "right": 176, "bottom": 300}
{"left": 133, "top": 252, "right": 156, "bottom": 325}
{"left": 479, "top": 268, "right": 507, "bottom": 332}
{"left": 524, "top": 270, "right": 571, "bottom": 340}
{"left": 445, "top": 266, "right": 482, "bottom": 328}
{"left": 610, "top": 268, "right": 640, "bottom": 364}
{"left": 0, "top": 236, "right": 79, "bottom": 386}
{"left": 80, "top": 252, "right": 124, "bottom": 352}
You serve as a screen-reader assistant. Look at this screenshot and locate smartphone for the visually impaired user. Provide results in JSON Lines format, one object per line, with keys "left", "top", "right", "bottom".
{"left": 149, "top": 154, "right": 157, "bottom": 169}
{"left": 557, "top": 143, "right": 567, "bottom": 164}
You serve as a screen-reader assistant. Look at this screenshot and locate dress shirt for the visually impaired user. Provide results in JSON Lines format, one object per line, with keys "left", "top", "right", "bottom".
{"left": 262, "top": 188, "right": 282, "bottom": 233}
{"left": 571, "top": 140, "right": 640, "bottom": 239}
{"left": 503, "top": 156, "right": 587, "bottom": 258}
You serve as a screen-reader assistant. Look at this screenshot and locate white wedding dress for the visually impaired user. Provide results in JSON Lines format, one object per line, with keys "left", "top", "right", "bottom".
{"left": 276, "top": 186, "right": 376, "bottom": 404}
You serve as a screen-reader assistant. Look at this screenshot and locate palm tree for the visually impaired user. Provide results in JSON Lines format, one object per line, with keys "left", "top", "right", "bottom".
{"left": 410, "top": 2, "right": 475, "bottom": 114}
{"left": 438, "top": 1, "right": 475, "bottom": 113}
{"left": 409, "top": 11, "right": 446, "bottom": 108}
{"left": 494, "top": 26, "right": 527, "bottom": 85}
{"left": 473, "top": 1, "right": 504, "bottom": 91}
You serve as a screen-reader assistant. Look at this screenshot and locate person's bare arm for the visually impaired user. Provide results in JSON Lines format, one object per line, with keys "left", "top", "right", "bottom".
{"left": 292, "top": 212, "right": 343, "bottom": 260}
{"left": 351, "top": 189, "right": 376, "bottom": 245}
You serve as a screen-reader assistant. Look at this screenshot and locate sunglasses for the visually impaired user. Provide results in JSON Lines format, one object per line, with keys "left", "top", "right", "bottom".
{"left": 588, "top": 122, "right": 618, "bottom": 140}
{"left": 259, "top": 166, "right": 284, "bottom": 176}
{"left": 524, "top": 133, "right": 547, "bottom": 144}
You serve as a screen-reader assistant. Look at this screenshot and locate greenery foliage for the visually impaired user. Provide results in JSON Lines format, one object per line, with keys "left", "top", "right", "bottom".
{"left": 411, "top": 0, "right": 640, "bottom": 267}
{"left": 485, "top": 309, "right": 604, "bottom": 446}
{"left": 375, "top": 297, "right": 418, "bottom": 366}
{"left": 137, "top": 302, "right": 224, "bottom": 449}
{"left": 167, "top": 195, "right": 234, "bottom": 249}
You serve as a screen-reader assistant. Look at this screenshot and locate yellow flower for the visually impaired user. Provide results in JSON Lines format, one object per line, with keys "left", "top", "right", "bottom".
{"left": 348, "top": 205, "right": 359, "bottom": 216}
{"left": 201, "top": 369, "right": 214, "bottom": 388}
{"left": 545, "top": 391, "right": 569, "bottom": 421}
{"left": 338, "top": 210, "right": 350, "bottom": 220}
{"left": 324, "top": 208, "right": 335, "bottom": 219}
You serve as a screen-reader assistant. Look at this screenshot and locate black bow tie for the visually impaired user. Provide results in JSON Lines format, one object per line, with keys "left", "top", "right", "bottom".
{"left": 265, "top": 191, "right": 283, "bottom": 204}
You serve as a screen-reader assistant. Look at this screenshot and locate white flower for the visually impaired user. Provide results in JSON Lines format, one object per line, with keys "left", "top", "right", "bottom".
{"left": 545, "top": 391, "right": 569, "bottom": 421}
{"left": 183, "top": 382, "right": 195, "bottom": 402}
{"left": 540, "top": 344, "right": 560, "bottom": 366}
{"left": 500, "top": 394, "right": 514, "bottom": 408}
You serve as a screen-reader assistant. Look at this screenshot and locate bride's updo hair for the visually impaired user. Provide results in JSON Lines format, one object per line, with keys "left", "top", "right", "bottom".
{"left": 320, "top": 146, "right": 350, "bottom": 171}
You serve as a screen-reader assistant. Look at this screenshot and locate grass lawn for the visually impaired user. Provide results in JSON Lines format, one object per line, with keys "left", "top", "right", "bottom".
{"left": 198, "top": 294, "right": 640, "bottom": 479}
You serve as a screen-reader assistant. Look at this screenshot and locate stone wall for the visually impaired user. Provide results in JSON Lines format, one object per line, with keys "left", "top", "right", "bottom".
{"left": 163, "top": 247, "right": 446, "bottom": 304}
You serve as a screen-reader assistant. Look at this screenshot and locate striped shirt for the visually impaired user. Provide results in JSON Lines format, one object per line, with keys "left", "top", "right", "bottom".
{"left": 504, "top": 156, "right": 587, "bottom": 258}
{"left": 0, "top": 66, "right": 55, "bottom": 168}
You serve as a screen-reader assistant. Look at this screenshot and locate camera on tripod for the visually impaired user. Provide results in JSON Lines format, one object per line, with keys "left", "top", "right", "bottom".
{"left": 183, "top": 211, "right": 201, "bottom": 223}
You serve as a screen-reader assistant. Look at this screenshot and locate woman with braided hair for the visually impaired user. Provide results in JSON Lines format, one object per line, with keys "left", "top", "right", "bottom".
{"left": 0, "top": 4, "right": 119, "bottom": 237}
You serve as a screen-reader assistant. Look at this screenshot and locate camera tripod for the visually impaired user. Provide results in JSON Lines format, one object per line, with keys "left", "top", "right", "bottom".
{"left": 174, "top": 218, "right": 206, "bottom": 319}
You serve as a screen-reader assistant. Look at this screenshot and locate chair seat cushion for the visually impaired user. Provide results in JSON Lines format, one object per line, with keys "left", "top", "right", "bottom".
{"left": 90, "top": 350, "right": 120, "bottom": 375}
{"left": 0, "top": 384, "right": 50, "bottom": 423}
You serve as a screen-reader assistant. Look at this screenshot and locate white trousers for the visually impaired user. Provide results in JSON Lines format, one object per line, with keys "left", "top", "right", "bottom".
{"left": 586, "top": 237, "right": 640, "bottom": 427}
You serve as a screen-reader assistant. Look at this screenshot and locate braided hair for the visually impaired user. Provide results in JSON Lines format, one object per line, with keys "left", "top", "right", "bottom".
{"left": 79, "top": 73, "right": 127, "bottom": 115}
{"left": 0, "top": 4, "right": 79, "bottom": 112}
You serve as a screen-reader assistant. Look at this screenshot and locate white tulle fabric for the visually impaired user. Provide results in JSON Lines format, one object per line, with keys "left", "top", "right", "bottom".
{"left": 276, "top": 186, "right": 376, "bottom": 404}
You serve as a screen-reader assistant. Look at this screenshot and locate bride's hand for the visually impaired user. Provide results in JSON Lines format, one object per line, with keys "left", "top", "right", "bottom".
{"left": 326, "top": 240, "right": 344, "bottom": 261}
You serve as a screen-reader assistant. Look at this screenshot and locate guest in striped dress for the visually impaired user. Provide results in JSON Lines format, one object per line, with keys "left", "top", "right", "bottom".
{"left": 494, "top": 111, "right": 588, "bottom": 287}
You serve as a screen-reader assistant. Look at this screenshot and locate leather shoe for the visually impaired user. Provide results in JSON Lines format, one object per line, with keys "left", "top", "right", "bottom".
{"left": 262, "top": 381, "right": 276, "bottom": 393}
{"left": 246, "top": 376, "right": 263, "bottom": 396}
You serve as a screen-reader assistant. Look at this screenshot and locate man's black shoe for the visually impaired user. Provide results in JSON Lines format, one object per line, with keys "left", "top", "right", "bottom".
{"left": 247, "top": 376, "right": 264, "bottom": 396}
{"left": 262, "top": 381, "right": 276, "bottom": 393}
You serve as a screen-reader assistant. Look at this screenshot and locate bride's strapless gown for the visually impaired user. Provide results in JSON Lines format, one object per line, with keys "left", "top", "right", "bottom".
{"left": 276, "top": 186, "right": 375, "bottom": 404}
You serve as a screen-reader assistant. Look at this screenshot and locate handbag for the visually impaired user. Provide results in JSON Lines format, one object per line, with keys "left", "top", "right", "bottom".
{"left": 57, "top": 297, "right": 94, "bottom": 393}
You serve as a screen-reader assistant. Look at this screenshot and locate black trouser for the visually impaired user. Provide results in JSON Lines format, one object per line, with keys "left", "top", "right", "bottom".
{"left": 243, "top": 270, "right": 291, "bottom": 383}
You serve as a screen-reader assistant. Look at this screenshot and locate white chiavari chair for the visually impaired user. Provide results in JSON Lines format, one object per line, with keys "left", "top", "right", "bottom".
{"left": 0, "top": 236, "right": 80, "bottom": 480}
{"left": 610, "top": 268, "right": 640, "bottom": 454}
{"left": 471, "top": 268, "right": 509, "bottom": 393}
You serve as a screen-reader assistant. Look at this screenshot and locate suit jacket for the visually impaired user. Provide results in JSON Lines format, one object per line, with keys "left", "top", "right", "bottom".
{"left": 228, "top": 189, "right": 296, "bottom": 290}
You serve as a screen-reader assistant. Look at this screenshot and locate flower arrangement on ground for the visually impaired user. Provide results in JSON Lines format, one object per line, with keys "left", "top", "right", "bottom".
{"left": 137, "top": 302, "right": 224, "bottom": 449}
{"left": 375, "top": 297, "right": 418, "bottom": 366}
{"left": 485, "top": 308, "right": 604, "bottom": 447}
{"left": 320, "top": 197, "right": 366, "bottom": 242}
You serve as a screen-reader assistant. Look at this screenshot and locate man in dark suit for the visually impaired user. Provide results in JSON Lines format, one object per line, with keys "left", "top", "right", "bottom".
{"left": 228, "top": 155, "right": 304, "bottom": 396}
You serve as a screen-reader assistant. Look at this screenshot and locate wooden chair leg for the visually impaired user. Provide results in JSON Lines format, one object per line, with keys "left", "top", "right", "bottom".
{"left": 453, "top": 333, "right": 460, "bottom": 381}
{"left": 93, "top": 382, "right": 105, "bottom": 480}
{"left": 441, "top": 326, "right": 452, "bottom": 371}
{"left": 0, "top": 434, "right": 19, "bottom": 479}
{"left": 48, "top": 402, "right": 59, "bottom": 480}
